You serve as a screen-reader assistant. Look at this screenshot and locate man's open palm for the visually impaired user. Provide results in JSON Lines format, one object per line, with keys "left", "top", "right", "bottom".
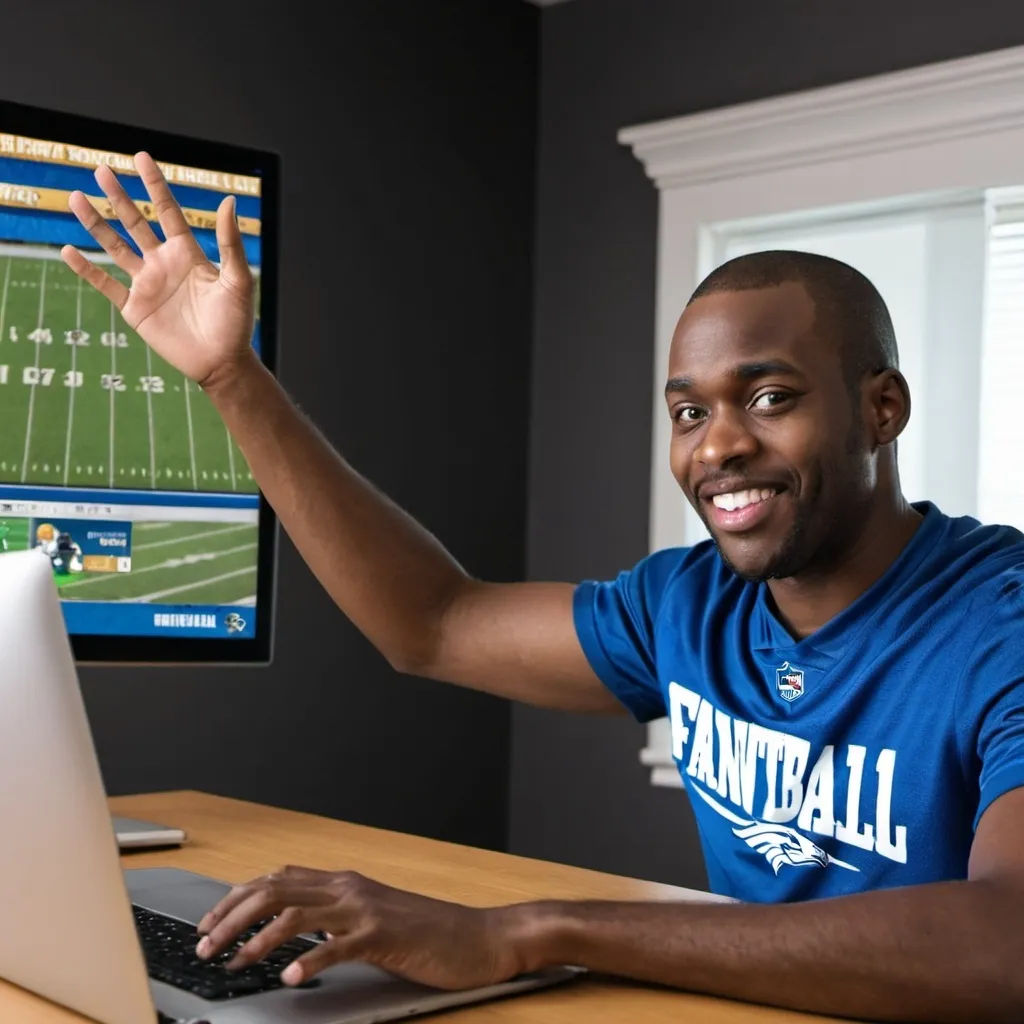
{"left": 61, "top": 152, "right": 256, "bottom": 390}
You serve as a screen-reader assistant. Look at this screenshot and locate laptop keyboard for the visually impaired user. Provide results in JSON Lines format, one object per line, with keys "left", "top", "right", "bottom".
{"left": 133, "top": 904, "right": 319, "bottom": 1001}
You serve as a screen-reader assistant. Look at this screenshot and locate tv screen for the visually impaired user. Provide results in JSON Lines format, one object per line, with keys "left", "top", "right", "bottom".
{"left": 0, "top": 99, "right": 279, "bottom": 663}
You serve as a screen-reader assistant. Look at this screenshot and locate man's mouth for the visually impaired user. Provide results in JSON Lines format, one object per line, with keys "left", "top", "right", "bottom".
{"left": 704, "top": 487, "right": 783, "bottom": 533}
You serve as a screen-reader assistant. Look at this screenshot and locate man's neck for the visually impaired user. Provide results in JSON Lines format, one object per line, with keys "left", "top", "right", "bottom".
{"left": 765, "top": 498, "right": 924, "bottom": 640}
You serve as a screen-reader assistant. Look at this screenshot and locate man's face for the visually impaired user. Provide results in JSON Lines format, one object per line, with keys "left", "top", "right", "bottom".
{"left": 666, "top": 282, "right": 876, "bottom": 582}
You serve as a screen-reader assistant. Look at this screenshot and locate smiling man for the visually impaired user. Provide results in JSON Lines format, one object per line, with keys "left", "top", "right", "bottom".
{"left": 64, "top": 155, "right": 1024, "bottom": 1023}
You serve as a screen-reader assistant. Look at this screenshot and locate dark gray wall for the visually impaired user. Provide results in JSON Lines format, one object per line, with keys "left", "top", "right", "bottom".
{"left": 0, "top": 0, "right": 538, "bottom": 853}
{"left": 514, "top": 0, "right": 1024, "bottom": 889}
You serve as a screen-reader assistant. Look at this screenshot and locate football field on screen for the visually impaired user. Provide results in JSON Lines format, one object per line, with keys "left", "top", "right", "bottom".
{"left": 0, "top": 518, "right": 259, "bottom": 605}
{"left": 0, "top": 249, "right": 257, "bottom": 493}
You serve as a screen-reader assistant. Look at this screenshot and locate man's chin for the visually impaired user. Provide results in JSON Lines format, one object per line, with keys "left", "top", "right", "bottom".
{"left": 711, "top": 534, "right": 799, "bottom": 583}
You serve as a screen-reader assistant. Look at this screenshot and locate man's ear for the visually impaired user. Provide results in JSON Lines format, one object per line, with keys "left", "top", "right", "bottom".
{"left": 866, "top": 369, "right": 911, "bottom": 447}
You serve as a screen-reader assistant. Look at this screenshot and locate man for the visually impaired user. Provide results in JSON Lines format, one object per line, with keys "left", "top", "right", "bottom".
{"left": 62, "top": 154, "right": 1024, "bottom": 1023}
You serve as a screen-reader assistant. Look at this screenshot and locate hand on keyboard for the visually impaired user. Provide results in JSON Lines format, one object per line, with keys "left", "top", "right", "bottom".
{"left": 135, "top": 905, "right": 319, "bottom": 1002}
{"left": 194, "top": 865, "right": 528, "bottom": 991}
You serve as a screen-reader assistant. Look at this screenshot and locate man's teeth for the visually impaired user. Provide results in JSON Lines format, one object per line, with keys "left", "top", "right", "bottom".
{"left": 711, "top": 488, "right": 776, "bottom": 512}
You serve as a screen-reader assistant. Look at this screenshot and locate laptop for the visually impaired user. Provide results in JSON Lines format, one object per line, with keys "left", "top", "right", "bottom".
{"left": 0, "top": 548, "right": 581, "bottom": 1024}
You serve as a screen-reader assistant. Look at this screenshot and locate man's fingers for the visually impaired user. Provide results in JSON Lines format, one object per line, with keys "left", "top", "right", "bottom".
{"left": 66, "top": 191, "right": 143, "bottom": 277}
{"left": 225, "top": 900, "right": 329, "bottom": 970}
{"left": 198, "top": 885, "right": 328, "bottom": 961}
{"left": 197, "top": 889, "right": 280, "bottom": 959}
{"left": 60, "top": 245, "right": 129, "bottom": 309}
{"left": 197, "top": 868, "right": 332, "bottom": 936}
{"left": 195, "top": 878, "right": 264, "bottom": 939}
{"left": 93, "top": 165, "right": 160, "bottom": 252}
{"left": 281, "top": 930, "right": 371, "bottom": 986}
{"left": 215, "top": 195, "right": 251, "bottom": 296}
{"left": 134, "top": 151, "right": 195, "bottom": 241}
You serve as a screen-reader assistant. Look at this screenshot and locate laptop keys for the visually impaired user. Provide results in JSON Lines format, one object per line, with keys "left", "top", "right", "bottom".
{"left": 133, "top": 904, "right": 318, "bottom": 1001}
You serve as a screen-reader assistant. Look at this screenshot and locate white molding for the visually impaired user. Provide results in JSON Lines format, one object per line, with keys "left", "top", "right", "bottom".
{"left": 619, "top": 45, "right": 1024, "bottom": 191}
{"left": 618, "top": 43, "right": 1024, "bottom": 787}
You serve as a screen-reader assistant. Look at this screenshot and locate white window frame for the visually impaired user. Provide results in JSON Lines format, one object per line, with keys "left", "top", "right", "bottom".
{"left": 617, "top": 45, "right": 1024, "bottom": 787}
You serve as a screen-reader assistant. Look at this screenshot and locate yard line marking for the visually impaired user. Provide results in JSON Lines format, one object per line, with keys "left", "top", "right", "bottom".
{"left": 226, "top": 427, "right": 237, "bottom": 491}
{"left": 108, "top": 302, "right": 116, "bottom": 488}
{"left": 20, "top": 259, "right": 48, "bottom": 482}
{"left": 225, "top": 595, "right": 256, "bottom": 606}
{"left": 132, "top": 523, "right": 253, "bottom": 552}
{"left": 144, "top": 330, "right": 156, "bottom": 488}
{"left": 63, "top": 275, "right": 82, "bottom": 485}
{"left": 0, "top": 256, "right": 12, "bottom": 344}
{"left": 59, "top": 542, "right": 258, "bottom": 589}
{"left": 123, "top": 565, "right": 256, "bottom": 603}
{"left": 183, "top": 378, "right": 198, "bottom": 489}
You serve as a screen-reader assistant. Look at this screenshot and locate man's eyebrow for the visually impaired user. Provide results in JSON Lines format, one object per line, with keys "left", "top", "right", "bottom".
{"left": 664, "top": 359, "right": 806, "bottom": 395}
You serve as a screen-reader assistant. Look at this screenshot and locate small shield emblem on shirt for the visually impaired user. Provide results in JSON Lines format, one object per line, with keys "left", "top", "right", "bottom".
{"left": 776, "top": 661, "right": 805, "bottom": 702}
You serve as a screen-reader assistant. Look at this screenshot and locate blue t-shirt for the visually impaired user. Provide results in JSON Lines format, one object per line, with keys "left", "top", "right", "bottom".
{"left": 573, "top": 501, "right": 1024, "bottom": 903}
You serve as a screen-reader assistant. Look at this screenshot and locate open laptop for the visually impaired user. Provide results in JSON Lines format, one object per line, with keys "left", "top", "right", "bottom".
{"left": 0, "top": 548, "right": 581, "bottom": 1024}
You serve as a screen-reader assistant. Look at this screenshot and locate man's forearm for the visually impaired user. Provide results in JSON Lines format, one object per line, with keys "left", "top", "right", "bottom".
{"left": 202, "top": 351, "right": 468, "bottom": 670}
{"left": 508, "top": 880, "right": 1024, "bottom": 1023}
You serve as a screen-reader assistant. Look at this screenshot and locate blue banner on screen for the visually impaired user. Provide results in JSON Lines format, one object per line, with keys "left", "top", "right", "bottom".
{"left": 60, "top": 601, "right": 255, "bottom": 638}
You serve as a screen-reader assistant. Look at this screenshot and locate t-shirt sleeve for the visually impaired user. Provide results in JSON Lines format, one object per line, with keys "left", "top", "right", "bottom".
{"left": 572, "top": 547, "right": 687, "bottom": 723}
{"left": 956, "top": 579, "right": 1024, "bottom": 830}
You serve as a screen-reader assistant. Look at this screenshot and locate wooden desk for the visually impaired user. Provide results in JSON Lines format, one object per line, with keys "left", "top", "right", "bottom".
{"left": 0, "top": 790, "right": 843, "bottom": 1023}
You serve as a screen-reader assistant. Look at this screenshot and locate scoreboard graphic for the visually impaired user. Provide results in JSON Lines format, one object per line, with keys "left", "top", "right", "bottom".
{"left": 29, "top": 517, "right": 132, "bottom": 577}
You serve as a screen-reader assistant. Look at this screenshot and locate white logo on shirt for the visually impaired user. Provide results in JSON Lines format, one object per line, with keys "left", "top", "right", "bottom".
{"left": 689, "top": 780, "right": 859, "bottom": 873}
{"left": 669, "top": 682, "right": 908, "bottom": 873}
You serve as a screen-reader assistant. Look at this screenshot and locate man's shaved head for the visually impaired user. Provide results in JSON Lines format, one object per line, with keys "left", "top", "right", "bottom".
{"left": 688, "top": 250, "right": 899, "bottom": 396}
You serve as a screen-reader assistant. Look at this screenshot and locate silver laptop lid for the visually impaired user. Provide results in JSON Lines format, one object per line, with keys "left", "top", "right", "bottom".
{"left": 0, "top": 549, "right": 155, "bottom": 1024}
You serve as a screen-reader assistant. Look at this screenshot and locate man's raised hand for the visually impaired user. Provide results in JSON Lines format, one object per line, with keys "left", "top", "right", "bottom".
{"left": 61, "top": 152, "right": 257, "bottom": 392}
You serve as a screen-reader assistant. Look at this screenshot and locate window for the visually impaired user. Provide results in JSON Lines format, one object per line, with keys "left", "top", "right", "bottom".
{"left": 979, "top": 190, "right": 1024, "bottom": 533}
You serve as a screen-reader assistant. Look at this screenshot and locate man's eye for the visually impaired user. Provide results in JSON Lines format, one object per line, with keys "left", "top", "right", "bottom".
{"left": 675, "top": 407, "right": 704, "bottom": 423}
{"left": 752, "top": 391, "right": 791, "bottom": 409}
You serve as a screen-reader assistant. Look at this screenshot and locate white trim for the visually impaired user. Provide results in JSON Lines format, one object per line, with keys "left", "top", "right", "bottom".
{"left": 619, "top": 44, "right": 1024, "bottom": 785}
{"left": 618, "top": 45, "right": 1024, "bottom": 191}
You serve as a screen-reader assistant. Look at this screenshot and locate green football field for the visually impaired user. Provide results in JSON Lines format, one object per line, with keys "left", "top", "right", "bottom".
{"left": 0, "top": 518, "right": 258, "bottom": 604}
{"left": 0, "top": 249, "right": 256, "bottom": 493}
